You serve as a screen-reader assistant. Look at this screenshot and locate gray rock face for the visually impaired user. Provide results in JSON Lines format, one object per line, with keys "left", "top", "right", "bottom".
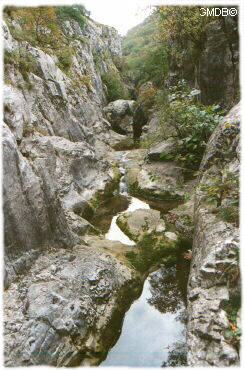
{"left": 199, "top": 16, "right": 239, "bottom": 108}
{"left": 140, "top": 111, "right": 160, "bottom": 142}
{"left": 4, "top": 244, "right": 140, "bottom": 366}
{"left": 3, "top": 14, "right": 143, "bottom": 368}
{"left": 166, "top": 16, "right": 239, "bottom": 109}
{"left": 3, "top": 16, "right": 125, "bottom": 284}
{"left": 187, "top": 103, "right": 240, "bottom": 366}
{"left": 126, "top": 151, "right": 184, "bottom": 201}
{"left": 103, "top": 99, "right": 136, "bottom": 134}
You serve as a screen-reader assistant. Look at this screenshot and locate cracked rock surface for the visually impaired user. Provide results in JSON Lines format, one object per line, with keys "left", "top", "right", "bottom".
{"left": 4, "top": 245, "right": 140, "bottom": 366}
{"left": 187, "top": 103, "right": 240, "bottom": 366}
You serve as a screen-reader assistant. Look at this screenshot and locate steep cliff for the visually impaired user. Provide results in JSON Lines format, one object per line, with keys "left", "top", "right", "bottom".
{"left": 167, "top": 15, "right": 239, "bottom": 109}
{"left": 187, "top": 103, "right": 240, "bottom": 366}
{"left": 3, "top": 13, "right": 129, "bottom": 285}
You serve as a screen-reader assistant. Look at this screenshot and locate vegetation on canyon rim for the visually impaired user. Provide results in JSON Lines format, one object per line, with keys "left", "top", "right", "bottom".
{"left": 3, "top": 5, "right": 89, "bottom": 73}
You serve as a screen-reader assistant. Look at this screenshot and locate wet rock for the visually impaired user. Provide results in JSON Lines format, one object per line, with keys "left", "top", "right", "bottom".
{"left": 117, "top": 209, "right": 165, "bottom": 241}
{"left": 109, "top": 132, "right": 134, "bottom": 150}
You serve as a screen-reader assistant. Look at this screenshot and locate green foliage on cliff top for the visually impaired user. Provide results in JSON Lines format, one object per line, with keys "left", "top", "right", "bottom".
{"left": 3, "top": 5, "right": 89, "bottom": 73}
{"left": 122, "top": 6, "right": 215, "bottom": 88}
{"left": 4, "top": 48, "right": 35, "bottom": 82}
{"left": 122, "top": 13, "right": 168, "bottom": 86}
{"left": 55, "top": 4, "right": 89, "bottom": 28}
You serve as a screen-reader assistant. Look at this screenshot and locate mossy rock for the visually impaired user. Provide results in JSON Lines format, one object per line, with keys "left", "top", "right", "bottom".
{"left": 116, "top": 208, "right": 166, "bottom": 242}
{"left": 125, "top": 233, "right": 179, "bottom": 273}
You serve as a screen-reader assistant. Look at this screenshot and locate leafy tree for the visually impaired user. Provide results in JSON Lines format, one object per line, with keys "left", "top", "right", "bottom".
{"left": 156, "top": 80, "right": 222, "bottom": 170}
{"left": 15, "top": 6, "right": 61, "bottom": 46}
{"left": 155, "top": 6, "right": 213, "bottom": 54}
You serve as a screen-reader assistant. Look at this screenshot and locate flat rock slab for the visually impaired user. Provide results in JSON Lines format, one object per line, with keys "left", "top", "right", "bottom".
{"left": 117, "top": 209, "right": 166, "bottom": 241}
{"left": 147, "top": 138, "right": 177, "bottom": 161}
{"left": 83, "top": 235, "right": 132, "bottom": 261}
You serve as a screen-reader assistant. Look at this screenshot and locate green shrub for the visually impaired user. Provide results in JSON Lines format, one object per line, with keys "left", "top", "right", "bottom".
{"left": 4, "top": 6, "right": 83, "bottom": 71}
{"left": 79, "top": 75, "right": 91, "bottom": 89}
{"left": 200, "top": 170, "right": 239, "bottom": 207}
{"left": 216, "top": 206, "right": 239, "bottom": 225}
{"left": 199, "top": 169, "right": 239, "bottom": 225}
{"left": 55, "top": 5, "right": 89, "bottom": 28}
{"left": 101, "top": 71, "right": 129, "bottom": 102}
{"left": 156, "top": 80, "right": 222, "bottom": 170}
{"left": 56, "top": 46, "right": 74, "bottom": 72}
{"left": 4, "top": 48, "right": 35, "bottom": 81}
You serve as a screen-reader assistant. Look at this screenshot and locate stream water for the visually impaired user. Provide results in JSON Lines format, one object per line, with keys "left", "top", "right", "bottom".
{"left": 100, "top": 151, "right": 187, "bottom": 367}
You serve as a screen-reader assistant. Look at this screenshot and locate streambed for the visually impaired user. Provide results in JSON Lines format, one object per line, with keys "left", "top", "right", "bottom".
{"left": 99, "top": 151, "right": 187, "bottom": 367}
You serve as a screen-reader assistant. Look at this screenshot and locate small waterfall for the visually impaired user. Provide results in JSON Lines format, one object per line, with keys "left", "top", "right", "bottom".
{"left": 105, "top": 151, "right": 149, "bottom": 245}
{"left": 119, "top": 174, "right": 128, "bottom": 196}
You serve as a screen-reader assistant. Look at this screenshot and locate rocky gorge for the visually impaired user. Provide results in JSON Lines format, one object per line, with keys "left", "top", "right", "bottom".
{"left": 2, "top": 5, "right": 241, "bottom": 367}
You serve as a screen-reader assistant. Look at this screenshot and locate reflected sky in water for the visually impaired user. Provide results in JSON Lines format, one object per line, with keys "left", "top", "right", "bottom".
{"left": 101, "top": 278, "right": 184, "bottom": 367}
{"left": 105, "top": 197, "right": 150, "bottom": 246}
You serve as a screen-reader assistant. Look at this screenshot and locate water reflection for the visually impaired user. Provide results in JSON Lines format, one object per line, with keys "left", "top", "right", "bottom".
{"left": 101, "top": 267, "right": 185, "bottom": 367}
{"left": 161, "top": 340, "right": 187, "bottom": 367}
{"left": 147, "top": 266, "right": 183, "bottom": 314}
{"left": 105, "top": 197, "right": 150, "bottom": 246}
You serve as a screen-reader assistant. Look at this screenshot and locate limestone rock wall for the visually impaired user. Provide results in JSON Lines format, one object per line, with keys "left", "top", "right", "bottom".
{"left": 187, "top": 103, "right": 240, "bottom": 366}
{"left": 167, "top": 15, "right": 239, "bottom": 109}
{"left": 3, "top": 16, "right": 125, "bottom": 284}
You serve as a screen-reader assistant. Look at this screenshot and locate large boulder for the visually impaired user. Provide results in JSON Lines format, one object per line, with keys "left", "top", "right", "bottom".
{"left": 103, "top": 99, "right": 136, "bottom": 135}
{"left": 117, "top": 209, "right": 166, "bottom": 242}
{"left": 4, "top": 244, "right": 141, "bottom": 366}
{"left": 187, "top": 103, "right": 240, "bottom": 366}
{"left": 125, "top": 149, "right": 185, "bottom": 202}
{"left": 133, "top": 82, "right": 156, "bottom": 138}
